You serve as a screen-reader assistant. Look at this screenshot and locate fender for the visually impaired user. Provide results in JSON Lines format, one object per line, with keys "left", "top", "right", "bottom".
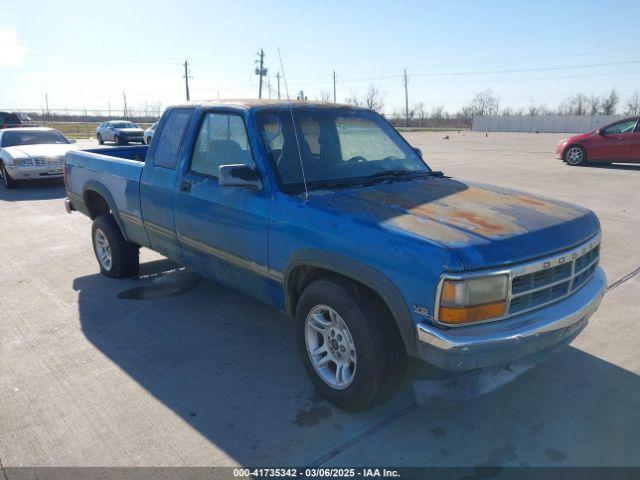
{"left": 284, "top": 249, "right": 418, "bottom": 357}
{"left": 83, "top": 180, "right": 131, "bottom": 243}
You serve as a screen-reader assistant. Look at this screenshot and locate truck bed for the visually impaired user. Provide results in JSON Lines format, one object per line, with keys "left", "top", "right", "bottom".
{"left": 65, "top": 146, "right": 149, "bottom": 247}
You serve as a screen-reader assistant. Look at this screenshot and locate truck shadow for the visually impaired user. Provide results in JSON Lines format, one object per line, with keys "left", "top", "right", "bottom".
{"left": 73, "top": 263, "right": 640, "bottom": 466}
{"left": 0, "top": 181, "right": 66, "bottom": 201}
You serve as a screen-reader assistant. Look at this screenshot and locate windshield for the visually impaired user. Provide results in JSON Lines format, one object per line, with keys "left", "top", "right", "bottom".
{"left": 2, "top": 130, "right": 70, "bottom": 147}
{"left": 256, "top": 108, "right": 429, "bottom": 191}
{"left": 110, "top": 122, "right": 137, "bottom": 129}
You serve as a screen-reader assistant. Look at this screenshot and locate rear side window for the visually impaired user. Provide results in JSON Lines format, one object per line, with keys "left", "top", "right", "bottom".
{"left": 153, "top": 109, "right": 192, "bottom": 169}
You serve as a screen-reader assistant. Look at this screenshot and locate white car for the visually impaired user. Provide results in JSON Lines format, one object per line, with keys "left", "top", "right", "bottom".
{"left": 143, "top": 122, "right": 158, "bottom": 145}
{"left": 0, "top": 127, "right": 76, "bottom": 189}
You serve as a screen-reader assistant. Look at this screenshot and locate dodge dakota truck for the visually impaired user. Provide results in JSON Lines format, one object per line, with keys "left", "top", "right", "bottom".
{"left": 64, "top": 100, "right": 606, "bottom": 411}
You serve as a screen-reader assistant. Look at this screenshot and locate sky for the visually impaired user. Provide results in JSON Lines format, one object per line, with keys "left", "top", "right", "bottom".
{"left": 1, "top": 0, "right": 640, "bottom": 116}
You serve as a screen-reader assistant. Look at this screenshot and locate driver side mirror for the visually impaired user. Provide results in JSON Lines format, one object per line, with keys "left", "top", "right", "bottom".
{"left": 68, "top": 139, "right": 77, "bottom": 144}
{"left": 219, "top": 164, "right": 262, "bottom": 190}
{"left": 413, "top": 147, "right": 423, "bottom": 158}
{"left": 597, "top": 129, "right": 605, "bottom": 136}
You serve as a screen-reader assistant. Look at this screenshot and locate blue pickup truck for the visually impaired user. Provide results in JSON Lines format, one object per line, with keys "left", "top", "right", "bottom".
{"left": 64, "top": 100, "right": 606, "bottom": 411}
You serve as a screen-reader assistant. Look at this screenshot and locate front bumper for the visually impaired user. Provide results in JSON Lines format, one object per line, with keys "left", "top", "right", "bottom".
{"left": 5, "top": 164, "right": 63, "bottom": 180}
{"left": 415, "top": 267, "right": 606, "bottom": 371}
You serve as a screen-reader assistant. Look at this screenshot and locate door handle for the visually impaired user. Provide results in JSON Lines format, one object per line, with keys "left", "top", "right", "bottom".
{"left": 180, "top": 180, "right": 191, "bottom": 192}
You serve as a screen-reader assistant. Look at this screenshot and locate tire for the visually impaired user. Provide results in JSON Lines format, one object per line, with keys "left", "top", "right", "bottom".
{"left": 296, "top": 277, "right": 406, "bottom": 411}
{"left": 97, "top": 133, "right": 104, "bottom": 145}
{"left": 1, "top": 163, "right": 17, "bottom": 189}
{"left": 114, "top": 134, "right": 127, "bottom": 146}
{"left": 564, "top": 145, "right": 587, "bottom": 166}
{"left": 146, "top": 136, "right": 152, "bottom": 145}
{"left": 91, "top": 214, "right": 139, "bottom": 278}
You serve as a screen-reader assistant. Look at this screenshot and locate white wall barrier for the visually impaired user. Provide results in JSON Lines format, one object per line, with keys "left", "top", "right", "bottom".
{"left": 471, "top": 115, "right": 624, "bottom": 133}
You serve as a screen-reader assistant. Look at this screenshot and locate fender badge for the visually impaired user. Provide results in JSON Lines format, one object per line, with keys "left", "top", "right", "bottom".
{"left": 412, "top": 304, "right": 430, "bottom": 317}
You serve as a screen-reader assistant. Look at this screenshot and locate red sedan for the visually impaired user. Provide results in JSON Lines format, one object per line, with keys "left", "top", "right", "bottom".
{"left": 556, "top": 116, "right": 640, "bottom": 166}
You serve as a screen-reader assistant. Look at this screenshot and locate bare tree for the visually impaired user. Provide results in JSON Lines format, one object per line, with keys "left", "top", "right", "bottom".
{"left": 466, "top": 88, "right": 500, "bottom": 115}
{"left": 601, "top": 89, "right": 619, "bottom": 115}
{"left": 413, "top": 102, "right": 426, "bottom": 127}
{"left": 344, "top": 90, "right": 362, "bottom": 107}
{"left": 363, "top": 84, "right": 385, "bottom": 112}
{"left": 625, "top": 91, "right": 640, "bottom": 115}
{"left": 588, "top": 94, "right": 600, "bottom": 115}
{"left": 316, "top": 90, "right": 332, "bottom": 102}
{"left": 568, "top": 94, "right": 588, "bottom": 115}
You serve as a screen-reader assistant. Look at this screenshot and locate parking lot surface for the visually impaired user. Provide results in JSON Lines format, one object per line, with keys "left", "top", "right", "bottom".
{"left": 1, "top": 132, "right": 639, "bottom": 467}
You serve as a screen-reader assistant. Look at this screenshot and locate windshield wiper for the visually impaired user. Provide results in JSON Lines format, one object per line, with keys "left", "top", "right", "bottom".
{"left": 363, "top": 169, "right": 444, "bottom": 182}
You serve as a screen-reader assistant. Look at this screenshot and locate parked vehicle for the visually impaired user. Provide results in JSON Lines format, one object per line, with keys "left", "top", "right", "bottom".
{"left": 0, "top": 111, "right": 23, "bottom": 129}
{"left": 0, "top": 127, "right": 76, "bottom": 188}
{"left": 65, "top": 101, "right": 606, "bottom": 411}
{"left": 557, "top": 116, "right": 640, "bottom": 166}
{"left": 144, "top": 122, "right": 158, "bottom": 145}
{"left": 96, "top": 120, "right": 144, "bottom": 145}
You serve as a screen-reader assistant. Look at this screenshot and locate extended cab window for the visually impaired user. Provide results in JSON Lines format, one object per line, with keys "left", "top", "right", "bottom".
{"left": 190, "top": 113, "right": 254, "bottom": 177}
{"left": 153, "top": 109, "right": 192, "bottom": 169}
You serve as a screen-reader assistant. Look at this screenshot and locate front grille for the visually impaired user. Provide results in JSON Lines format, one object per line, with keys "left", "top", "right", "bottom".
{"left": 32, "top": 156, "right": 63, "bottom": 166}
{"left": 508, "top": 243, "right": 600, "bottom": 315}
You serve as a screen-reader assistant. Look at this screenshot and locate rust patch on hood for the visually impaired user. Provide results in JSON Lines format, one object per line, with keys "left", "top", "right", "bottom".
{"left": 329, "top": 178, "right": 588, "bottom": 245}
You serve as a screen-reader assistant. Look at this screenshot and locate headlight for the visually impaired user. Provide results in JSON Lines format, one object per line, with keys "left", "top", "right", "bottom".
{"left": 438, "top": 274, "right": 508, "bottom": 324}
{"left": 12, "top": 158, "right": 33, "bottom": 166}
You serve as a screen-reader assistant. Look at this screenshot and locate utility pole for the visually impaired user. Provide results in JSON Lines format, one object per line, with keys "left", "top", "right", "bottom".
{"left": 267, "top": 77, "right": 272, "bottom": 99}
{"left": 107, "top": 101, "right": 111, "bottom": 119}
{"left": 255, "top": 49, "right": 267, "bottom": 99}
{"left": 45, "top": 92, "right": 50, "bottom": 125}
{"left": 403, "top": 69, "right": 409, "bottom": 127}
{"left": 183, "top": 60, "right": 191, "bottom": 101}
{"left": 332, "top": 71, "right": 336, "bottom": 103}
{"left": 275, "top": 72, "right": 281, "bottom": 99}
{"left": 122, "top": 91, "right": 128, "bottom": 119}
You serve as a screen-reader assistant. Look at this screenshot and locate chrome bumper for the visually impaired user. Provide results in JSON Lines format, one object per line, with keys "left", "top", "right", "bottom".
{"left": 5, "top": 164, "right": 63, "bottom": 179}
{"left": 416, "top": 267, "right": 606, "bottom": 371}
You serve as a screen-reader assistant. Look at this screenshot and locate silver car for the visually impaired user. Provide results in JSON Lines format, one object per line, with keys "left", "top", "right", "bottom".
{"left": 143, "top": 122, "right": 158, "bottom": 145}
{"left": 0, "top": 127, "right": 77, "bottom": 189}
{"left": 96, "top": 120, "right": 144, "bottom": 145}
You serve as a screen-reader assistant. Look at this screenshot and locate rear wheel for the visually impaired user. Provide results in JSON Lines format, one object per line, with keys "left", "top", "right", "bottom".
{"left": 91, "top": 214, "right": 139, "bottom": 278}
{"left": 0, "top": 163, "right": 17, "bottom": 189}
{"left": 564, "top": 145, "right": 587, "bottom": 166}
{"left": 97, "top": 133, "right": 104, "bottom": 145}
{"left": 296, "top": 277, "right": 406, "bottom": 411}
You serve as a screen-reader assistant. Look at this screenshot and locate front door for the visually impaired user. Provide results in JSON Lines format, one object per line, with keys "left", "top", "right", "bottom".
{"left": 590, "top": 118, "right": 638, "bottom": 162}
{"left": 174, "top": 110, "right": 271, "bottom": 302}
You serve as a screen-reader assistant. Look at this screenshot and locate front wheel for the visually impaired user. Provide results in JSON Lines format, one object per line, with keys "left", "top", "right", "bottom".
{"left": 0, "top": 163, "right": 17, "bottom": 189}
{"left": 296, "top": 277, "right": 406, "bottom": 411}
{"left": 114, "top": 134, "right": 127, "bottom": 146}
{"left": 97, "top": 133, "right": 104, "bottom": 145}
{"left": 91, "top": 214, "right": 139, "bottom": 278}
{"left": 146, "top": 136, "right": 152, "bottom": 145}
{"left": 564, "top": 145, "right": 587, "bottom": 166}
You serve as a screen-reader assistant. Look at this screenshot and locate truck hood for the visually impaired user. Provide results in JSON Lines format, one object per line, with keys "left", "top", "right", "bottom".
{"left": 4, "top": 143, "right": 75, "bottom": 159}
{"left": 307, "top": 177, "right": 600, "bottom": 270}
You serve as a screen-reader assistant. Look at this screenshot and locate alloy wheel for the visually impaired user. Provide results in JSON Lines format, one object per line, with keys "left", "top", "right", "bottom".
{"left": 305, "top": 304, "right": 357, "bottom": 390}
{"left": 94, "top": 228, "right": 112, "bottom": 271}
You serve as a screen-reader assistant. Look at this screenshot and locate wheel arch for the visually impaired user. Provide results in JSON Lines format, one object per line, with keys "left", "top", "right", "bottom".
{"left": 284, "top": 250, "right": 417, "bottom": 357}
{"left": 83, "top": 181, "right": 131, "bottom": 242}
{"left": 564, "top": 143, "right": 588, "bottom": 163}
